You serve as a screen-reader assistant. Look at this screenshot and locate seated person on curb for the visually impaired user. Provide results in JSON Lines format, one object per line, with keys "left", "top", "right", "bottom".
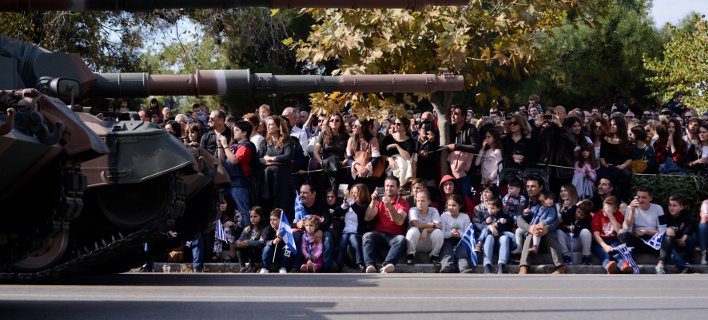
{"left": 526, "top": 190, "right": 558, "bottom": 255}
{"left": 435, "top": 175, "right": 475, "bottom": 217}
{"left": 618, "top": 185, "right": 674, "bottom": 274}
{"left": 666, "top": 195, "right": 698, "bottom": 274}
{"left": 516, "top": 178, "right": 567, "bottom": 274}
{"left": 591, "top": 177, "right": 628, "bottom": 215}
{"left": 556, "top": 200, "right": 594, "bottom": 265}
{"left": 334, "top": 184, "right": 372, "bottom": 273}
{"left": 363, "top": 176, "right": 409, "bottom": 273}
{"left": 502, "top": 179, "right": 526, "bottom": 218}
{"left": 262, "top": 209, "right": 291, "bottom": 274}
{"left": 592, "top": 196, "right": 629, "bottom": 274}
{"left": 291, "top": 182, "right": 338, "bottom": 273}
{"left": 439, "top": 195, "right": 474, "bottom": 273}
{"left": 472, "top": 183, "right": 503, "bottom": 252}
{"left": 405, "top": 190, "right": 443, "bottom": 265}
{"left": 479, "top": 198, "right": 515, "bottom": 274}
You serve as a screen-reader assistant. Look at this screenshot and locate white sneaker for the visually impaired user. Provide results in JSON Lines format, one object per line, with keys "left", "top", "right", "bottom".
{"left": 279, "top": 268, "right": 287, "bottom": 274}
{"left": 701, "top": 253, "right": 707, "bottom": 265}
{"left": 259, "top": 268, "right": 269, "bottom": 274}
{"left": 381, "top": 264, "right": 395, "bottom": 273}
{"left": 365, "top": 265, "right": 377, "bottom": 273}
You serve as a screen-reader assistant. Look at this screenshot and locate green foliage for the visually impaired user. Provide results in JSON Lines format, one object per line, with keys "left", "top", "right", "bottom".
{"left": 631, "top": 174, "right": 708, "bottom": 214}
{"left": 644, "top": 14, "right": 708, "bottom": 115}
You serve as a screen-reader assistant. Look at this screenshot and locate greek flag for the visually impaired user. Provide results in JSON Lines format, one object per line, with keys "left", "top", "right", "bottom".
{"left": 641, "top": 229, "right": 666, "bottom": 250}
{"left": 215, "top": 219, "right": 227, "bottom": 242}
{"left": 304, "top": 233, "right": 313, "bottom": 257}
{"left": 614, "top": 244, "right": 640, "bottom": 274}
{"left": 458, "top": 224, "right": 478, "bottom": 266}
{"left": 294, "top": 191, "right": 309, "bottom": 223}
{"left": 278, "top": 212, "right": 297, "bottom": 255}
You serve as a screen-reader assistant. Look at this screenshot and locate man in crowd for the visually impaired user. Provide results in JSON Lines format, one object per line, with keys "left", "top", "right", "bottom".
{"left": 363, "top": 176, "right": 409, "bottom": 273}
{"left": 291, "top": 182, "right": 338, "bottom": 273}
{"left": 299, "top": 111, "right": 309, "bottom": 129}
{"left": 516, "top": 178, "right": 566, "bottom": 274}
{"left": 282, "top": 107, "right": 308, "bottom": 151}
{"left": 618, "top": 185, "right": 675, "bottom": 274}
{"left": 175, "top": 114, "right": 188, "bottom": 138}
{"left": 218, "top": 104, "right": 229, "bottom": 116}
{"left": 533, "top": 106, "right": 575, "bottom": 195}
{"left": 591, "top": 177, "right": 628, "bottom": 214}
{"left": 138, "top": 109, "right": 150, "bottom": 122}
{"left": 445, "top": 105, "right": 480, "bottom": 199}
{"left": 201, "top": 109, "right": 231, "bottom": 155}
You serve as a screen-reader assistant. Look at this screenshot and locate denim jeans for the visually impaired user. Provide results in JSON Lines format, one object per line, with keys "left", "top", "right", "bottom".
{"left": 228, "top": 186, "right": 250, "bottom": 228}
{"left": 457, "top": 175, "right": 472, "bottom": 200}
{"left": 591, "top": 238, "right": 624, "bottom": 271}
{"left": 482, "top": 233, "right": 511, "bottom": 266}
{"left": 478, "top": 228, "right": 516, "bottom": 251}
{"left": 337, "top": 233, "right": 363, "bottom": 265}
{"left": 293, "top": 230, "right": 335, "bottom": 269}
{"left": 439, "top": 238, "right": 472, "bottom": 272}
{"left": 671, "top": 232, "right": 698, "bottom": 268}
{"left": 191, "top": 236, "right": 204, "bottom": 269}
{"left": 262, "top": 244, "right": 292, "bottom": 270}
{"left": 698, "top": 223, "right": 708, "bottom": 252}
{"left": 363, "top": 231, "right": 406, "bottom": 267}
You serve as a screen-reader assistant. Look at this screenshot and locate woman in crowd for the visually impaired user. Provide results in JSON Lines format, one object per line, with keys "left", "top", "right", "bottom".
{"left": 685, "top": 118, "right": 702, "bottom": 151}
{"left": 630, "top": 126, "right": 657, "bottom": 174}
{"left": 381, "top": 117, "right": 418, "bottom": 185}
{"left": 686, "top": 123, "right": 708, "bottom": 177}
{"left": 314, "top": 113, "right": 349, "bottom": 190}
{"left": 566, "top": 116, "right": 592, "bottom": 158}
{"left": 501, "top": 113, "right": 535, "bottom": 172}
{"left": 164, "top": 120, "right": 182, "bottom": 140}
{"left": 258, "top": 116, "right": 295, "bottom": 217}
{"left": 183, "top": 122, "right": 204, "bottom": 147}
{"left": 347, "top": 119, "right": 381, "bottom": 192}
{"left": 588, "top": 117, "right": 610, "bottom": 160}
{"left": 655, "top": 119, "right": 687, "bottom": 174}
{"left": 598, "top": 116, "right": 632, "bottom": 193}
{"left": 334, "top": 184, "right": 372, "bottom": 272}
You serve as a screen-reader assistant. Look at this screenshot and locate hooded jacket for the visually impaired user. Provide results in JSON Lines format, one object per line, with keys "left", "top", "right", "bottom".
{"left": 434, "top": 175, "right": 475, "bottom": 221}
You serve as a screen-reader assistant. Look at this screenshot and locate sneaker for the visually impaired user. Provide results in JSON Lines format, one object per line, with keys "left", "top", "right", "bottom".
{"left": 474, "top": 241, "right": 483, "bottom": 253}
{"left": 139, "top": 265, "right": 153, "bottom": 273}
{"left": 519, "top": 265, "right": 529, "bottom": 274}
{"left": 484, "top": 264, "right": 492, "bottom": 274}
{"left": 529, "top": 245, "right": 539, "bottom": 255}
{"left": 381, "top": 264, "right": 395, "bottom": 273}
{"left": 406, "top": 254, "right": 415, "bottom": 265}
{"left": 366, "top": 265, "right": 377, "bottom": 273}
{"left": 621, "top": 262, "right": 632, "bottom": 274}
{"left": 681, "top": 266, "right": 694, "bottom": 274}
{"left": 239, "top": 267, "right": 248, "bottom": 273}
{"left": 551, "top": 266, "right": 567, "bottom": 274}
{"left": 334, "top": 263, "right": 343, "bottom": 272}
{"left": 278, "top": 268, "right": 288, "bottom": 274}
{"left": 259, "top": 268, "right": 269, "bottom": 274}
{"left": 194, "top": 266, "right": 203, "bottom": 273}
{"left": 358, "top": 263, "right": 366, "bottom": 273}
{"left": 606, "top": 261, "right": 617, "bottom": 274}
{"left": 245, "top": 267, "right": 256, "bottom": 273}
{"left": 655, "top": 265, "right": 665, "bottom": 274}
{"left": 563, "top": 255, "right": 572, "bottom": 264}
{"left": 497, "top": 264, "right": 506, "bottom": 274}
{"left": 701, "top": 251, "right": 707, "bottom": 265}
{"left": 430, "top": 255, "right": 440, "bottom": 264}
{"left": 582, "top": 256, "right": 592, "bottom": 265}
{"left": 440, "top": 267, "right": 452, "bottom": 273}
{"left": 461, "top": 267, "right": 474, "bottom": 274}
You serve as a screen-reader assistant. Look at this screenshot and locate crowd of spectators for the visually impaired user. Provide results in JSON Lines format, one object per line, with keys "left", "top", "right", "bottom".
{"left": 133, "top": 92, "right": 708, "bottom": 274}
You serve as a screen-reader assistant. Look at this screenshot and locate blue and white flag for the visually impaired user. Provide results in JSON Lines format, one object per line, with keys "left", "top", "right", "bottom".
{"left": 458, "top": 224, "right": 478, "bottom": 266}
{"left": 278, "top": 212, "right": 297, "bottom": 255}
{"left": 215, "top": 219, "right": 227, "bottom": 242}
{"left": 304, "top": 233, "right": 313, "bottom": 257}
{"left": 641, "top": 229, "right": 666, "bottom": 250}
{"left": 614, "top": 244, "right": 640, "bottom": 274}
{"left": 294, "top": 191, "right": 309, "bottom": 223}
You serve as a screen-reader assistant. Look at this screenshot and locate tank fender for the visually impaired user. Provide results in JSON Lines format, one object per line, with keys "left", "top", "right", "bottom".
{"left": 0, "top": 108, "right": 14, "bottom": 136}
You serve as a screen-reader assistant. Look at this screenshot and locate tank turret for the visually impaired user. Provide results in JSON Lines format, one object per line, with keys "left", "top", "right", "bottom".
{"left": 0, "top": 0, "right": 470, "bottom": 12}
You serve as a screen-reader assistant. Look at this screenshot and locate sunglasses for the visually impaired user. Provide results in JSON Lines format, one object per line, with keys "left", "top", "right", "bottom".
{"left": 330, "top": 119, "right": 341, "bottom": 123}
{"left": 594, "top": 125, "right": 603, "bottom": 130}
{"left": 510, "top": 122, "right": 520, "bottom": 126}
{"left": 392, "top": 122, "right": 402, "bottom": 126}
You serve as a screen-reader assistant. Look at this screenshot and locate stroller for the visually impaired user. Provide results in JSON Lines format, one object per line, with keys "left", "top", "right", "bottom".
{"left": 497, "top": 156, "right": 550, "bottom": 197}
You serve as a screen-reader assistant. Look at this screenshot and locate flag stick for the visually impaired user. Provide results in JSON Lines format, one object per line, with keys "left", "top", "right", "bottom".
{"left": 273, "top": 212, "right": 282, "bottom": 264}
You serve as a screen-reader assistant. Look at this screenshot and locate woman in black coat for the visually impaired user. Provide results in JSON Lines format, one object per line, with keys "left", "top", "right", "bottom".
{"left": 258, "top": 116, "right": 295, "bottom": 220}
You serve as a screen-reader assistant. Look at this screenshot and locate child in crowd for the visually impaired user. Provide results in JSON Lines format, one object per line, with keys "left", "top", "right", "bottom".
{"left": 572, "top": 142, "right": 599, "bottom": 200}
{"left": 301, "top": 215, "right": 323, "bottom": 273}
{"left": 475, "top": 198, "right": 513, "bottom": 251}
{"left": 591, "top": 196, "right": 629, "bottom": 274}
{"left": 261, "top": 209, "right": 291, "bottom": 274}
{"left": 439, "top": 195, "right": 474, "bottom": 273}
{"left": 184, "top": 122, "right": 202, "bottom": 146}
{"left": 527, "top": 191, "right": 557, "bottom": 255}
{"left": 405, "top": 190, "right": 443, "bottom": 265}
{"left": 666, "top": 195, "right": 698, "bottom": 273}
{"left": 335, "top": 184, "right": 372, "bottom": 272}
{"left": 258, "top": 104, "right": 272, "bottom": 121}
{"left": 502, "top": 179, "right": 526, "bottom": 217}
{"left": 214, "top": 201, "right": 240, "bottom": 263}
{"left": 556, "top": 200, "right": 594, "bottom": 265}
{"left": 236, "top": 206, "right": 269, "bottom": 273}
{"left": 475, "top": 129, "right": 503, "bottom": 185}
{"left": 218, "top": 120, "right": 255, "bottom": 228}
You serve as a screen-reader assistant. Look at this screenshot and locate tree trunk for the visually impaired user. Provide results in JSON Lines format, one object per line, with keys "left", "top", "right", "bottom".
{"left": 430, "top": 92, "right": 453, "bottom": 177}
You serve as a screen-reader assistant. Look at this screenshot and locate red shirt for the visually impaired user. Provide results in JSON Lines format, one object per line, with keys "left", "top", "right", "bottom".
{"left": 591, "top": 209, "right": 624, "bottom": 239}
{"left": 373, "top": 195, "right": 409, "bottom": 235}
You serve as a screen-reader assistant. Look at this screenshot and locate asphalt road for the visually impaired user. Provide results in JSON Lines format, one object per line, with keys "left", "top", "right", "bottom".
{"left": 2, "top": 273, "right": 707, "bottom": 319}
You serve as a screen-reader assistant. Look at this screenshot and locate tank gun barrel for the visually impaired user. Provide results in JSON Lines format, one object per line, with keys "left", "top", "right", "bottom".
{"left": 89, "top": 70, "right": 464, "bottom": 97}
{"left": 1, "top": 0, "right": 470, "bottom": 12}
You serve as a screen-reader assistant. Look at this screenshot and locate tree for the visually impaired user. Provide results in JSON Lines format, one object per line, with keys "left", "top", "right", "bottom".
{"left": 644, "top": 14, "right": 708, "bottom": 114}
{"left": 289, "top": 1, "right": 606, "bottom": 175}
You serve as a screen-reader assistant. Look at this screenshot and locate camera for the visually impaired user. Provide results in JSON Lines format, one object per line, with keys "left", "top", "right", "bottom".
{"left": 376, "top": 187, "right": 385, "bottom": 201}
{"left": 543, "top": 107, "right": 553, "bottom": 120}
{"left": 421, "top": 120, "right": 434, "bottom": 134}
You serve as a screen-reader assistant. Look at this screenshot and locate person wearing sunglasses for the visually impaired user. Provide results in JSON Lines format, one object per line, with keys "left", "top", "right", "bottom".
{"left": 382, "top": 117, "right": 418, "bottom": 186}
{"left": 314, "top": 114, "right": 349, "bottom": 189}
{"left": 502, "top": 113, "right": 535, "bottom": 171}
{"left": 200, "top": 109, "right": 231, "bottom": 155}
{"left": 588, "top": 117, "right": 610, "bottom": 160}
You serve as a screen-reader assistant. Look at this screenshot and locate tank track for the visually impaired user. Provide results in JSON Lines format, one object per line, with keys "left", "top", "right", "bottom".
{"left": 0, "top": 173, "right": 187, "bottom": 283}
{"left": 0, "top": 160, "right": 85, "bottom": 272}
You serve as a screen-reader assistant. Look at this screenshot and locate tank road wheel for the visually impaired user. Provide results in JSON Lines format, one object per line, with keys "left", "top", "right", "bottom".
{"left": 10, "top": 233, "right": 69, "bottom": 272}
{"left": 96, "top": 174, "right": 173, "bottom": 230}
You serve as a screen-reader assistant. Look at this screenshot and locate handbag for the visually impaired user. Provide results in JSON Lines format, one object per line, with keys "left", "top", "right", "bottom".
{"left": 321, "top": 154, "right": 341, "bottom": 174}
{"left": 354, "top": 151, "right": 386, "bottom": 180}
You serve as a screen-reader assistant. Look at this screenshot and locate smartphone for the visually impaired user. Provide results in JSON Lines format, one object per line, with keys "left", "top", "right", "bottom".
{"left": 337, "top": 184, "right": 349, "bottom": 198}
{"left": 422, "top": 120, "right": 434, "bottom": 133}
{"left": 544, "top": 107, "right": 553, "bottom": 120}
{"left": 376, "top": 187, "right": 385, "bottom": 201}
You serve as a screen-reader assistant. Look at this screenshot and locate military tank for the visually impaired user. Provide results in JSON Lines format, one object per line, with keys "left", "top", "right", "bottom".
{"left": 0, "top": 1, "right": 466, "bottom": 281}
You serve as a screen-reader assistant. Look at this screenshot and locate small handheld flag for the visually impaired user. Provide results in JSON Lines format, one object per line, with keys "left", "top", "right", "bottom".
{"left": 278, "top": 212, "right": 297, "bottom": 255}
{"left": 569, "top": 231, "right": 574, "bottom": 265}
{"left": 215, "top": 219, "right": 227, "bottom": 242}
{"left": 294, "top": 191, "right": 309, "bottom": 223}
{"left": 641, "top": 229, "right": 666, "bottom": 250}
{"left": 614, "top": 244, "right": 640, "bottom": 274}
{"left": 457, "top": 224, "right": 478, "bottom": 266}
